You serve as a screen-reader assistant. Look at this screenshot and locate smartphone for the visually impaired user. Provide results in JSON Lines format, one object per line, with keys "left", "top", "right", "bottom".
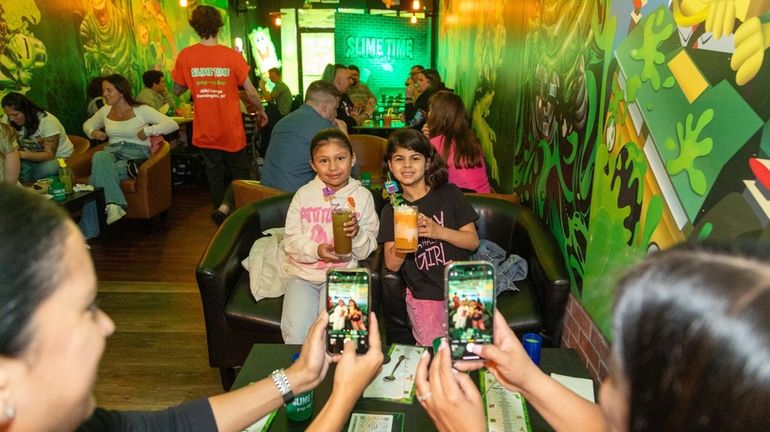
{"left": 326, "top": 268, "right": 370, "bottom": 355}
{"left": 445, "top": 261, "right": 495, "bottom": 361}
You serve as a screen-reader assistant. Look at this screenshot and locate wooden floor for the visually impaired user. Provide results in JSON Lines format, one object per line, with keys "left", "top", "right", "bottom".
{"left": 90, "top": 183, "right": 223, "bottom": 411}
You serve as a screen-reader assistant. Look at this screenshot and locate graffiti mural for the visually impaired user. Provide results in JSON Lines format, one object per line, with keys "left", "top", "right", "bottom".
{"left": 0, "top": 0, "right": 47, "bottom": 95}
{"left": 438, "top": 0, "right": 770, "bottom": 335}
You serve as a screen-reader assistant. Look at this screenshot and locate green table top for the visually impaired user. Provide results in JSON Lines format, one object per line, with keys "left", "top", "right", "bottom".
{"left": 232, "top": 344, "right": 595, "bottom": 431}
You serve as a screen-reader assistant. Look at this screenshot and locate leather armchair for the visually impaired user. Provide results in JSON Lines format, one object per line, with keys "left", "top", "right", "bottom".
{"left": 196, "top": 194, "right": 382, "bottom": 390}
{"left": 69, "top": 141, "right": 172, "bottom": 220}
{"left": 382, "top": 195, "right": 570, "bottom": 347}
{"left": 350, "top": 134, "right": 387, "bottom": 181}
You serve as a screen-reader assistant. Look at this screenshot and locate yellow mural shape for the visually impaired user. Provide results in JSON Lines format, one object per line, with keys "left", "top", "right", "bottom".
{"left": 667, "top": 51, "right": 709, "bottom": 103}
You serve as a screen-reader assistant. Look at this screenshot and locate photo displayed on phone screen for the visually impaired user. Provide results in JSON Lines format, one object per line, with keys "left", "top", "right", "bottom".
{"left": 446, "top": 261, "right": 495, "bottom": 360}
{"left": 326, "top": 269, "right": 370, "bottom": 355}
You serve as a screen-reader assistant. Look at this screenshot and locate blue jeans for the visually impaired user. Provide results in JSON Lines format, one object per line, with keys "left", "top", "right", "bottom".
{"left": 78, "top": 142, "right": 149, "bottom": 239}
{"left": 280, "top": 277, "right": 326, "bottom": 344}
{"left": 20, "top": 159, "right": 58, "bottom": 182}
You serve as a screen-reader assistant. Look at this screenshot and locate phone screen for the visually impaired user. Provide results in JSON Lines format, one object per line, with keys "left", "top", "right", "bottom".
{"left": 445, "top": 261, "right": 495, "bottom": 360}
{"left": 326, "top": 269, "right": 370, "bottom": 355}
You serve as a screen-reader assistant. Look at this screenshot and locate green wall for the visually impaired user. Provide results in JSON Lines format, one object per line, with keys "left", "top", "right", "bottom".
{"left": 334, "top": 12, "right": 431, "bottom": 95}
{"left": 437, "top": 0, "right": 770, "bottom": 336}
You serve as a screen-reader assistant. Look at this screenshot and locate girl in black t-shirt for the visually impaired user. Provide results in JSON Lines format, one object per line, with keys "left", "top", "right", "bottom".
{"left": 377, "top": 129, "right": 480, "bottom": 346}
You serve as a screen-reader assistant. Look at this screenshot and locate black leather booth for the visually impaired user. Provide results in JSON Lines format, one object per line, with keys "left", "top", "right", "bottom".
{"left": 196, "top": 193, "right": 569, "bottom": 390}
{"left": 382, "top": 195, "right": 570, "bottom": 347}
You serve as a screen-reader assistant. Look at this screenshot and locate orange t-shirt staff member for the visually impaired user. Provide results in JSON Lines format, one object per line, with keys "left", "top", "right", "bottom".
{"left": 172, "top": 5, "right": 267, "bottom": 224}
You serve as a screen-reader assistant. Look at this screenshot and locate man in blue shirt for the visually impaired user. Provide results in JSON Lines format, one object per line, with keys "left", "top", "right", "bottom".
{"left": 260, "top": 80, "right": 347, "bottom": 191}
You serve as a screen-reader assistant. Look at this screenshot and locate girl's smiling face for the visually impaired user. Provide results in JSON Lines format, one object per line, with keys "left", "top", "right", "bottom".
{"left": 388, "top": 146, "right": 427, "bottom": 188}
{"left": 310, "top": 139, "right": 356, "bottom": 191}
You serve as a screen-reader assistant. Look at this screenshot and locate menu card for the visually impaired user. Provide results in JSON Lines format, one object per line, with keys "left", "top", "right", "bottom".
{"left": 347, "top": 412, "right": 404, "bottom": 432}
{"left": 363, "top": 344, "right": 425, "bottom": 404}
{"left": 481, "top": 371, "right": 531, "bottom": 432}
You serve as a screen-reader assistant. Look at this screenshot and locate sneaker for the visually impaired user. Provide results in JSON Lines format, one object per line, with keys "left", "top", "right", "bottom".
{"left": 106, "top": 203, "right": 126, "bottom": 225}
{"left": 211, "top": 209, "right": 228, "bottom": 225}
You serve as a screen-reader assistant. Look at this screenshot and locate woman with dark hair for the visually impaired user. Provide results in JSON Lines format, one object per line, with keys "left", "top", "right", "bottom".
{"left": 378, "top": 129, "right": 479, "bottom": 346}
{"left": 404, "top": 68, "right": 446, "bottom": 129}
{"left": 1, "top": 92, "right": 74, "bottom": 182}
{"left": 0, "top": 185, "right": 384, "bottom": 432}
{"left": 424, "top": 91, "right": 491, "bottom": 192}
{"left": 82, "top": 73, "right": 178, "bottom": 226}
{"left": 416, "top": 246, "right": 770, "bottom": 432}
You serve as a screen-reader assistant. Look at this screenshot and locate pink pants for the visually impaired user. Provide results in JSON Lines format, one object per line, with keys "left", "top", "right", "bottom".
{"left": 405, "top": 289, "right": 447, "bottom": 346}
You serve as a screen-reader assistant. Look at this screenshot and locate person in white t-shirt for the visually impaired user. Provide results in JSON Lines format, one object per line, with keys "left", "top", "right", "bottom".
{"left": 1, "top": 92, "right": 74, "bottom": 182}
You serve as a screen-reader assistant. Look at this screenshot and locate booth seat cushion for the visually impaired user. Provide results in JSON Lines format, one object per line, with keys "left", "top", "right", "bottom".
{"left": 225, "top": 272, "right": 284, "bottom": 331}
{"left": 497, "top": 279, "right": 541, "bottom": 333}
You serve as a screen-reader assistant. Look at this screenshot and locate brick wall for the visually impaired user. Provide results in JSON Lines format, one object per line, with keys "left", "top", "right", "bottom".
{"left": 561, "top": 293, "right": 611, "bottom": 381}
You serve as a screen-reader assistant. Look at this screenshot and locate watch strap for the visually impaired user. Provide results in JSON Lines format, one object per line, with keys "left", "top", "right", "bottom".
{"left": 270, "top": 368, "right": 295, "bottom": 404}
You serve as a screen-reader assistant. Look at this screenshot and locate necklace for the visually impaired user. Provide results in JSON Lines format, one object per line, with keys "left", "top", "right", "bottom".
{"left": 112, "top": 105, "right": 132, "bottom": 120}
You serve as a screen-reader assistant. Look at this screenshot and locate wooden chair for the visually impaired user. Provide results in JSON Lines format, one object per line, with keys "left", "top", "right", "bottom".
{"left": 350, "top": 134, "right": 387, "bottom": 182}
{"left": 69, "top": 141, "right": 172, "bottom": 220}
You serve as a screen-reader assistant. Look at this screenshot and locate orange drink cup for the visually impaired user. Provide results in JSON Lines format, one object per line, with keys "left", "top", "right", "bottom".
{"left": 394, "top": 205, "right": 418, "bottom": 253}
{"left": 332, "top": 208, "right": 353, "bottom": 256}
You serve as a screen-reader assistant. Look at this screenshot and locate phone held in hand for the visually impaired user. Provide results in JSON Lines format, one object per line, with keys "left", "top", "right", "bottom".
{"left": 445, "top": 261, "right": 495, "bottom": 361}
{"left": 326, "top": 268, "right": 371, "bottom": 355}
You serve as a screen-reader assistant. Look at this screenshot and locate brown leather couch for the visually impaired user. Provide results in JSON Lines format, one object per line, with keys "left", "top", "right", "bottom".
{"left": 70, "top": 141, "right": 172, "bottom": 220}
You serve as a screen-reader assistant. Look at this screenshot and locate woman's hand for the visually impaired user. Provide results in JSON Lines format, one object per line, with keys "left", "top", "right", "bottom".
{"left": 317, "top": 244, "right": 343, "bottom": 263}
{"left": 417, "top": 213, "right": 444, "bottom": 240}
{"left": 415, "top": 339, "right": 486, "bottom": 432}
{"left": 454, "top": 310, "right": 541, "bottom": 393}
{"left": 286, "top": 313, "right": 334, "bottom": 394}
{"left": 307, "top": 314, "right": 383, "bottom": 432}
{"left": 343, "top": 213, "right": 359, "bottom": 238}
{"left": 422, "top": 123, "right": 431, "bottom": 139}
{"left": 330, "top": 313, "right": 384, "bottom": 395}
{"left": 91, "top": 130, "right": 108, "bottom": 141}
{"left": 137, "top": 128, "right": 148, "bottom": 141}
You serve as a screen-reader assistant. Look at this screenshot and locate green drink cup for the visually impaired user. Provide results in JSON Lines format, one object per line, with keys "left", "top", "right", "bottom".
{"left": 332, "top": 208, "right": 353, "bottom": 257}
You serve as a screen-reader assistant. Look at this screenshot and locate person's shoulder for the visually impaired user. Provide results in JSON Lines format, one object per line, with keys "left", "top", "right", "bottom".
{"left": 434, "top": 183, "right": 465, "bottom": 199}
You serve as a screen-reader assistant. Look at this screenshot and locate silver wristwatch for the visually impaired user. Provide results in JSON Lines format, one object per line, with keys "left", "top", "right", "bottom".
{"left": 270, "top": 368, "right": 295, "bottom": 404}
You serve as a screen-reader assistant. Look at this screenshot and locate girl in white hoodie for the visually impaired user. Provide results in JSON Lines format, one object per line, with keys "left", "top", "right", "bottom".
{"left": 281, "top": 129, "right": 379, "bottom": 343}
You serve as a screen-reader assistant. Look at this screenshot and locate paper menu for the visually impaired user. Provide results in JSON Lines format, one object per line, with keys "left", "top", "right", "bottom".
{"left": 550, "top": 373, "right": 595, "bottom": 402}
{"left": 481, "top": 371, "right": 531, "bottom": 432}
{"left": 347, "top": 413, "right": 394, "bottom": 432}
{"left": 363, "top": 344, "right": 425, "bottom": 404}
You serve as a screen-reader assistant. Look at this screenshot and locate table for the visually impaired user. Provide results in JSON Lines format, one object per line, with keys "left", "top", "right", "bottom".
{"left": 232, "top": 344, "right": 595, "bottom": 431}
{"left": 172, "top": 116, "right": 193, "bottom": 144}
{"left": 56, "top": 187, "right": 106, "bottom": 232}
{"left": 353, "top": 120, "right": 408, "bottom": 138}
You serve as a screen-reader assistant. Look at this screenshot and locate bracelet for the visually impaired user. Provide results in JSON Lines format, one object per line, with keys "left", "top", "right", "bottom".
{"left": 270, "top": 368, "right": 295, "bottom": 404}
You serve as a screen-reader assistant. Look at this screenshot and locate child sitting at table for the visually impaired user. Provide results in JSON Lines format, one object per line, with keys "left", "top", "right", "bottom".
{"left": 378, "top": 128, "right": 480, "bottom": 346}
{"left": 422, "top": 91, "right": 491, "bottom": 193}
{"left": 281, "top": 128, "right": 379, "bottom": 344}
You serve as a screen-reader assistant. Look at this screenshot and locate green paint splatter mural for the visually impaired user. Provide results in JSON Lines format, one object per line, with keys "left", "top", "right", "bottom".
{"left": 438, "top": 0, "right": 770, "bottom": 336}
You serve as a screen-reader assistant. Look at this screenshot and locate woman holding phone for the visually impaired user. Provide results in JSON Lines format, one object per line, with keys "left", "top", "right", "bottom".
{"left": 416, "top": 246, "right": 770, "bottom": 432}
{"left": 0, "top": 185, "right": 383, "bottom": 432}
